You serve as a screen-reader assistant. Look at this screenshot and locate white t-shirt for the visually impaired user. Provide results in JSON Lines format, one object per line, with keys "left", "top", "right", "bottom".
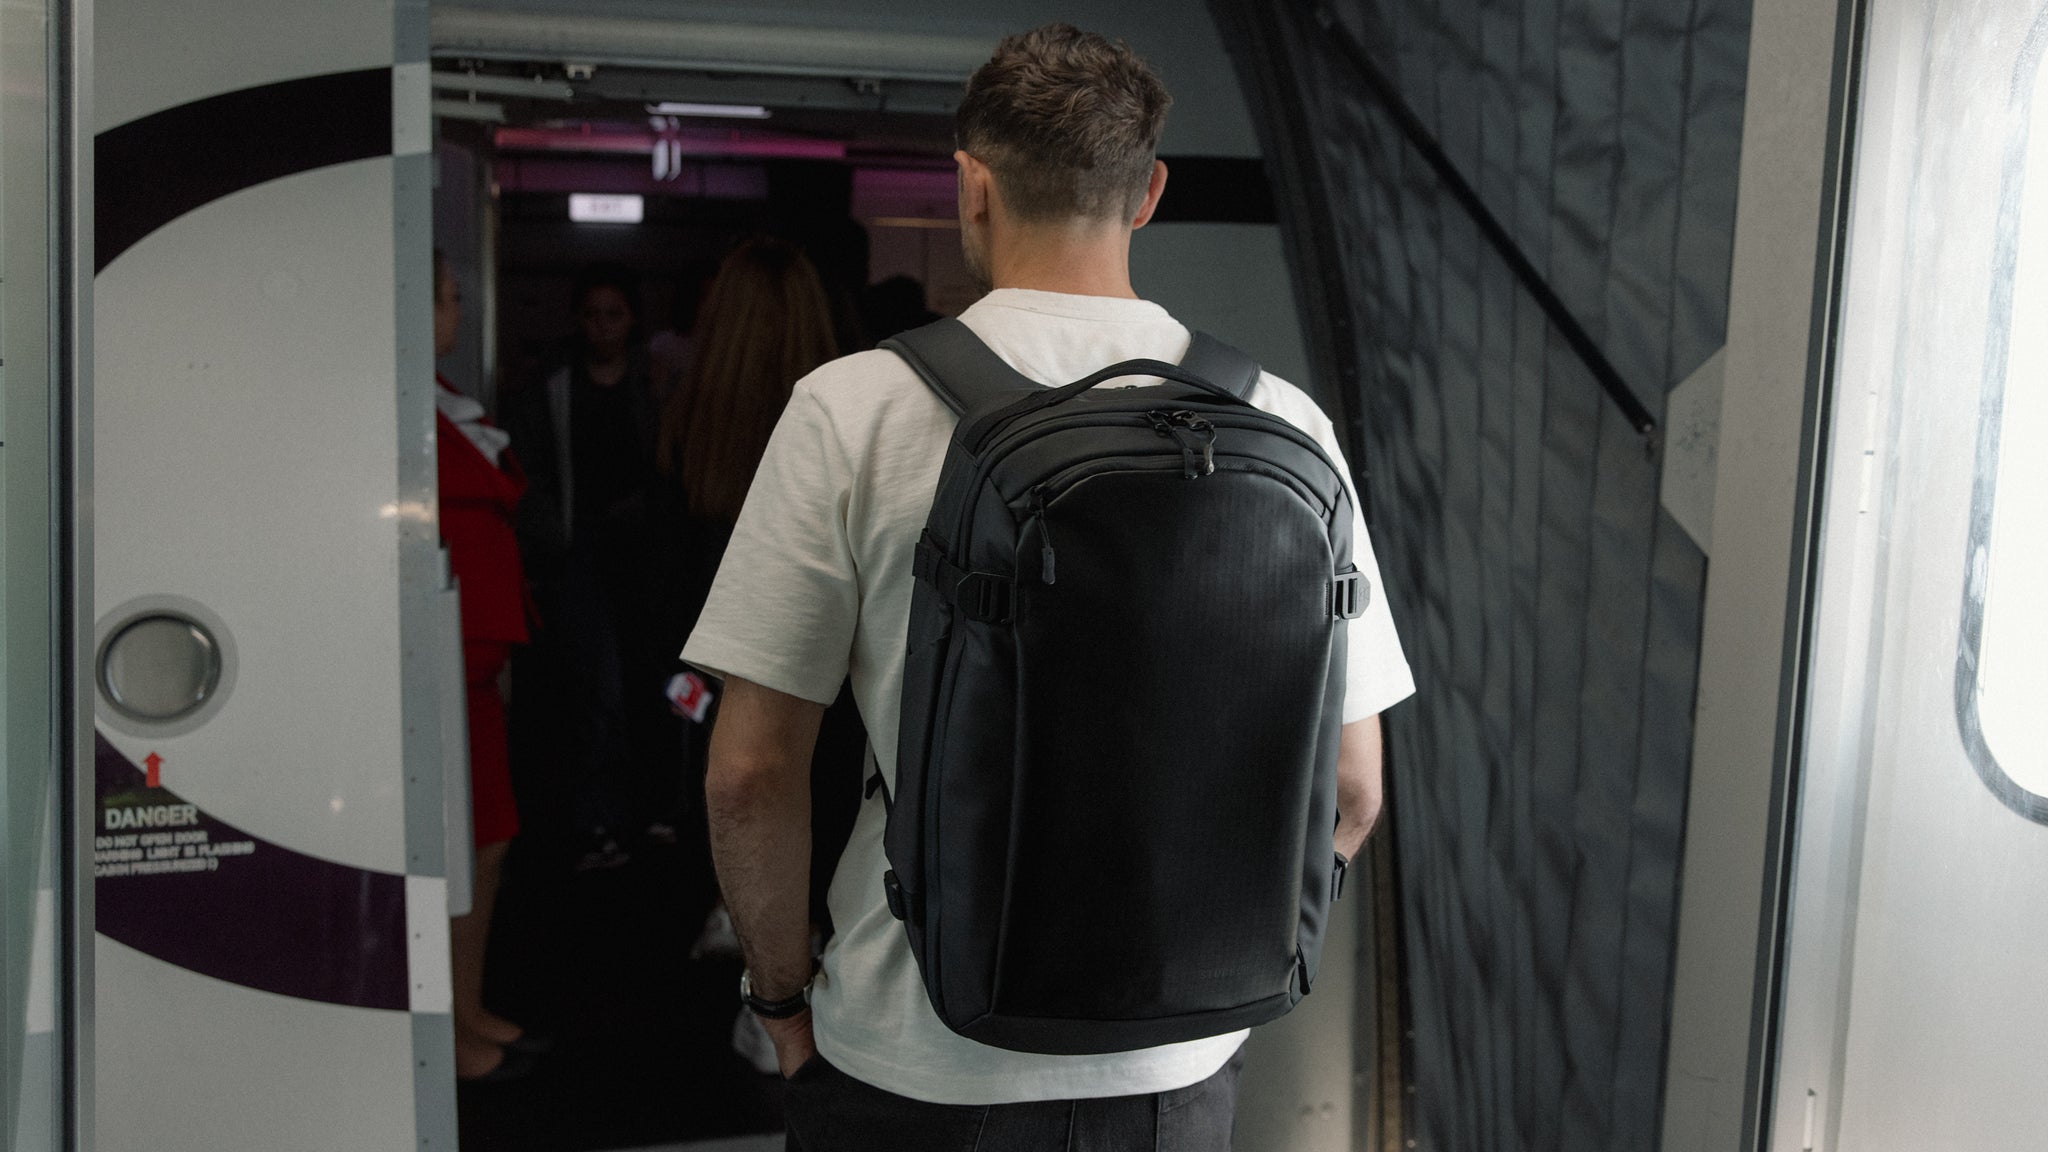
{"left": 682, "top": 287, "right": 1416, "bottom": 1105}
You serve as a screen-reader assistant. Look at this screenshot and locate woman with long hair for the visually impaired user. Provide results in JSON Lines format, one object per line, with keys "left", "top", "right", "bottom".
{"left": 657, "top": 238, "right": 840, "bottom": 520}
{"left": 648, "top": 238, "right": 865, "bottom": 1073}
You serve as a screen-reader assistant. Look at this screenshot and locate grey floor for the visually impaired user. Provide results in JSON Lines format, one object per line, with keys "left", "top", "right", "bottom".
{"left": 608, "top": 1135, "right": 783, "bottom": 1152}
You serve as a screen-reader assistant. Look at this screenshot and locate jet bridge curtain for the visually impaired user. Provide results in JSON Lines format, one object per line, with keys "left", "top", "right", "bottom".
{"left": 1209, "top": 2, "right": 1750, "bottom": 1149}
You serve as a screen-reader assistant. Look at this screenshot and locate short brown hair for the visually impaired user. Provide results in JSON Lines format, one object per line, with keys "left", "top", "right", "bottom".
{"left": 955, "top": 24, "right": 1171, "bottom": 223}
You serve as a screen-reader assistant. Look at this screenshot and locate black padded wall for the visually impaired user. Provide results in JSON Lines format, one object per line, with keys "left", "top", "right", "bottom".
{"left": 1210, "top": 1, "right": 1749, "bottom": 1149}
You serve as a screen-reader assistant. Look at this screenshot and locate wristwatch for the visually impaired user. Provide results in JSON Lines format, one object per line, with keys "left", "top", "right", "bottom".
{"left": 739, "top": 969, "right": 812, "bottom": 1019}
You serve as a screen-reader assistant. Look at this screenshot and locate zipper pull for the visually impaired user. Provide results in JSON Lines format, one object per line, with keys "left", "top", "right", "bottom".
{"left": 1031, "top": 486, "right": 1057, "bottom": 584}
{"left": 1186, "top": 415, "right": 1216, "bottom": 476}
{"left": 1168, "top": 412, "right": 1217, "bottom": 478}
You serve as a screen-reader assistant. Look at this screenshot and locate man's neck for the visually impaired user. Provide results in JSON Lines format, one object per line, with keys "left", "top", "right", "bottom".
{"left": 988, "top": 220, "right": 1138, "bottom": 299}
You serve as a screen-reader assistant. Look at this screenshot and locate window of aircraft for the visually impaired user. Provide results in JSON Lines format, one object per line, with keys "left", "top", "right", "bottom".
{"left": 1966, "top": 40, "right": 2048, "bottom": 812}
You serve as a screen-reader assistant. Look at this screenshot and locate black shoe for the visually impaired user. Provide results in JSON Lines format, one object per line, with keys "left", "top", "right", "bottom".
{"left": 460, "top": 1044, "right": 539, "bottom": 1085}
{"left": 506, "top": 1031, "right": 556, "bottom": 1056}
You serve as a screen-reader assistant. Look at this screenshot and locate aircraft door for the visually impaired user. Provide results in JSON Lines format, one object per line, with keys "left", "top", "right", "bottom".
{"left": 90, "top": 2, "right": 456, "bottom": 1149}
{"left": 1766, "top": 1, "right": 2048, "bottom": 1147}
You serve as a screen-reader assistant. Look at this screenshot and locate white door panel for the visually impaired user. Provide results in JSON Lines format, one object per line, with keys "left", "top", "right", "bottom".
{"left": 95, "top": 160, "right": 407, "bottom": 873}
{"left": 95, "top": 938, "right": 416, "bottom": 1152}
{"left": 92, "top": 1, "right": 451, "bottom": 1147}
{"left": 94, "top": 0, "right": 395, "bottom": 133}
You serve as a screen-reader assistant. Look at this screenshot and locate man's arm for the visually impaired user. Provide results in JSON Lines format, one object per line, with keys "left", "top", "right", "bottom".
{"left": 705, "top": 675, "right": 825, "bottom": 1075}
{"left": 1334, "top": 714, "right": 1385, "bottom": 861}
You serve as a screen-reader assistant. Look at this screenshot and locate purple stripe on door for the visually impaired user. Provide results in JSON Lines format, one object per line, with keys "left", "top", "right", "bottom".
{"left": 94, "top": 733, "right": 410, "bottom": 1011}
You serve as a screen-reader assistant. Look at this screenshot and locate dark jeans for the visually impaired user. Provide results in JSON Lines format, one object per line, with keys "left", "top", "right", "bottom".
{"left": 782, "top": 1045, "right": 1244, "bottom": 1152}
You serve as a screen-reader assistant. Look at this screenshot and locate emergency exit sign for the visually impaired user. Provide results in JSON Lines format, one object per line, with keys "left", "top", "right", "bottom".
{"left": 568, "top": 193, "right": 644, "bottom": 224}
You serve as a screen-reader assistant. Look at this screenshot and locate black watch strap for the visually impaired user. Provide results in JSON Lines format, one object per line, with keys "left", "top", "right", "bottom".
{"left": 739, "top": 969, "right": 811, "bottom": 1019}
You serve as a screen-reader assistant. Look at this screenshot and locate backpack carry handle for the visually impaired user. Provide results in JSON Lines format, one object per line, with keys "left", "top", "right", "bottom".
{"left": 960, "top": 358, "right": 1256, "bottom": 450}
{"left": 1054, "top": 358, "right": 1259, "bottom": 407}
{"left": 888, "top": 317, "right": 1262, "bottom": 418}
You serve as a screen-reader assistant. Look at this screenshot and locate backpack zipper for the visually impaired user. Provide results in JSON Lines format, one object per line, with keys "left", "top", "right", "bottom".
{"left": 953, "top": 411, "right": 1155, "bottom": 558}
{"left": 1035, "top": 453, "right": 1332, "bottom": 520}
{"left": 1148, "top": 409, "right": 1219, "bottom": 477}
{"left": 968, "top": 407, "right": 1336, "bottom": 533}
{"left": 1030, "top": 486, "right": 1057, "bottom": 585}
{"left": 1167, "top": 410, "right": 1217, "bottom": 478}
{"left": 949, "top": 405, "right": 1349, "bottom": 592}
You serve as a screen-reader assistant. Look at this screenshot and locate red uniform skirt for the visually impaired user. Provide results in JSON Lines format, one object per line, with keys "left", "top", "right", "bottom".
{"left": 464, "top": 640, "right": 519, "bottom": 847}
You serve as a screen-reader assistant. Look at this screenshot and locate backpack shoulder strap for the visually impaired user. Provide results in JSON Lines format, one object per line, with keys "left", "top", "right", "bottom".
{"left": 1179, "top": 331, "right": 1262, "bottom": 400}
{"left": 880, "top": 318, "right": 1040, "bottom": 417}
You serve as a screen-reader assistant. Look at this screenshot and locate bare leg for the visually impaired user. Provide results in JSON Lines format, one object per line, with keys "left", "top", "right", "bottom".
{"left": 453, "top": 839, "right": 520, "bottom": 1077}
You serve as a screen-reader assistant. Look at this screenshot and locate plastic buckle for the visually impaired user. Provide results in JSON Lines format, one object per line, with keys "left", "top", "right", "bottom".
{"left": 956, "top": 571, "right": 1013, "bottom": 624}
{"left": 1333, "top": 571, "right": 1369, "bottom": 620}
{"left": 883, "top": 870, "right": 907, "bottom": 921}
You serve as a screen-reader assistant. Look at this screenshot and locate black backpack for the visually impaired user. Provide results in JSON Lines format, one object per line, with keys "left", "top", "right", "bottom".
{"left": 874, "top": 319, "right": 1368, "bottom": 1055}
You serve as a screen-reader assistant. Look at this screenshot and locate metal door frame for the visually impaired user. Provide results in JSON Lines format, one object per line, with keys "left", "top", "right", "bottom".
{"left": 55, "top": 0, "right": 95, "bottom": 1146}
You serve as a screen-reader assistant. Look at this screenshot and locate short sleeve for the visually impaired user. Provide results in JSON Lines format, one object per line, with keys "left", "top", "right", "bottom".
{"left": 1267, "top": 382, "right": 1416, "bottom": 723}
{"left": 680, "top": 386, "right": 859, "bottom": 706}
{"left": 1338, "top": 504, "right": 1417, "bottom": 722}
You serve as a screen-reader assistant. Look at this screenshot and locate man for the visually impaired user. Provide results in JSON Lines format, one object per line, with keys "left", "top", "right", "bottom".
{"left": 683, "top": 24, "right": 1415, "bottom": 1149}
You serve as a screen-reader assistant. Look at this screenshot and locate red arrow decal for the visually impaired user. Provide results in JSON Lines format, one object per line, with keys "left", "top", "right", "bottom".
{"left": 143, "top": 752, "right": 163, "bottom": 789}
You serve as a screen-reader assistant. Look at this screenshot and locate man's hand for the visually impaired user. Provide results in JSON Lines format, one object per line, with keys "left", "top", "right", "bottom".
{"left": 761, "top": 1009, "right": 819, "bottom": 1078}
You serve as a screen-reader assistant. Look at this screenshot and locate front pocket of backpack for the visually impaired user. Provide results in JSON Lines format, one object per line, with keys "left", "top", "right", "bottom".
{"left": 993, "top": 468, "right": 1335, "bottom": 1021}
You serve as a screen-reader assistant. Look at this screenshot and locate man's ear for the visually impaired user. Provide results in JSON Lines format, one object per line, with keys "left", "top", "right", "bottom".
{"left": 955, "top": 150, "right": 993, "bottom": 225}
{"left": 1130, "top": 160, "right": 1170, "bottom": 230}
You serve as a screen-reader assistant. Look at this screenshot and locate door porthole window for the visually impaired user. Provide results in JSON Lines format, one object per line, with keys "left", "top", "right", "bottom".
{"left": 93, "top": 596, "right": 239, "bottom": 739}
{"left": 1958, "top": 16, "right": 2048, "bottom": 823}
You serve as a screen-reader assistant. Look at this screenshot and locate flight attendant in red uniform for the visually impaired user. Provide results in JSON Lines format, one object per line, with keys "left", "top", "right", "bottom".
{"left": 435, "top": 250, "right": 533, "bottom": 1080}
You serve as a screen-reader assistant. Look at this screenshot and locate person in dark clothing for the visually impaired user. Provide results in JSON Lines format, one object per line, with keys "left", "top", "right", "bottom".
{"left": 507, "top": 263, "right": 660, "bottom": 577}
{"left": 501, "top": 264, "right": 667, "bottom": 869}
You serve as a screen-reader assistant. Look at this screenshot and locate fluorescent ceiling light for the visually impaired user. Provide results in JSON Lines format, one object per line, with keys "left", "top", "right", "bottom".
{"left": 569, "top": 193, "right": 644, "bottom": 224}
{"left": 646, "top": 101, "right": 772, "bottom": 119}
{"left": 433, "top": 98, "right": 506, "bottom": 124}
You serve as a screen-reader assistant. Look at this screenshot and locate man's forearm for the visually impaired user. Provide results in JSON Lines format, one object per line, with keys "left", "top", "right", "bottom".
{"left": 1333, "top": 714, "right": 1385, "bottom": 861}
{"left": 705, "top": 677, "right": 824, "bottom": 1000}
